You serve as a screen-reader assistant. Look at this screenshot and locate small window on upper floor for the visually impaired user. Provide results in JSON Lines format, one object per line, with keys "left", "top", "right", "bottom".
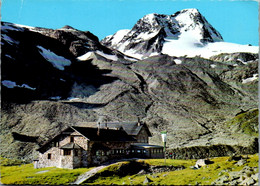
{"left": 70, "top": 136, "right": 74, "bottom": 143}
{"left": 64, "top": 149, "right": 71, "bottom": 156}
{"left": 47, "top": 153, "right": 51, "bottom": 159}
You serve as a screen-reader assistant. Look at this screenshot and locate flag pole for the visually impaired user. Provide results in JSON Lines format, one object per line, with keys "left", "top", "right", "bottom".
{"left": 161, "top": 131, "right": 167, "bottom": 165}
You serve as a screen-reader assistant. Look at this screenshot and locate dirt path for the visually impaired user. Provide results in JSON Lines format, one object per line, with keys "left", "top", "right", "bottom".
{"left": 72, "top": 165, "right": 107, "bottom": 185}
{"left": 72, "top": 158, "right": 139, "bottom": 185}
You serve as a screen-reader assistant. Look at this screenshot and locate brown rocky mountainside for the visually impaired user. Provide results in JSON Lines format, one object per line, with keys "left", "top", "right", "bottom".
{"left": 1, "top": 22, "right": 258, "bottom": 161}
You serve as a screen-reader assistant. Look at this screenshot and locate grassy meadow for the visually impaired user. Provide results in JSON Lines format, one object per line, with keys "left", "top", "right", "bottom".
{"left": 84, "top": 154, "right": 258, "bottom": 185}
{"left": 0, "top": 157, "right": 92, "bottom": 185}
{"left": 0, "top": 154, "right": 258, "bottom": 185}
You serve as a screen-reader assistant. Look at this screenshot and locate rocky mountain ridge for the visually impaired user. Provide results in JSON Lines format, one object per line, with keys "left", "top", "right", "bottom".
{"left": 101, "top": 8, "right": 257, "bottom": 59}
{"left": 1, "top": 8, "right": 258, "bottom": 161}
{"left": 101, "top": 8, "right": 224, "bottom": 59}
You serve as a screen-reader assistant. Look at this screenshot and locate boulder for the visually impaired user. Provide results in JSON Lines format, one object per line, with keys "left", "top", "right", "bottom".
{"left": 138, "top": 169, "right": 147, "bottom": 175}
{"left": 236, "top": 159, "right": 247, "bottom": 166}
{"left": 228, "top": 154, "right": 243, "bottom": 161}
{"left": 195, "top": 159, "right": 206, "bottom": 168}
{"left": 251, "top": 173, "right": 258, "bottom": 181}
{"left": 194, "top": 159, "right": 214, "bottom": 168}
{"left": 241, "top": 177, "right": 255, "bottom": 185}
{"left": 143, "top": 176, "right": 153, "bottom": 184}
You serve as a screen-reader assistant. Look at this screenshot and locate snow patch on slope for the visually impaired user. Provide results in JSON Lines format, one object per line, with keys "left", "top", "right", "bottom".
{"left": 122, "top": 49, "right": 147, "bottom": 60}
{"left": 242, "top": 74, "right": 258, "bottom": 84}
{"left": 37, "top": 46, "right": 71, "bottom": 70}
{"left": 210, "top": 64, "right": 217, "bottom": 68}
{"left": 77, "top": 51, "right": 119, "bottom": 61}
{"left": 77, "top": 52, "right": 94, "bottom": 61}
{"left": 13, "top": 23, "right": 36, "bottom": 30}
{"left": 1, "top": 34, "right": 19, "bottom": 45}
{"left": 1, "top": 22, "right": 42, "bottom": 33}
{"left": 49, "top": 96, "right": 61, "bottom": 100}
{"left": 1, "top": 23, "right": 26, "bottom": 32}
{"left": 5, "top": 54, "right": 14, "bottom": 59}
{"left": 96, "top": 51, "right": 118, "bottom": 61}
{"left": 162, "top": 38, "right": 258, "bottom": 58}
{"left": 174, "top": 59, "right": 182, "bottom": 64}
{"left": 110, "top": 29, "right": 130, "bottom": 46}
{"left": 2, "top": 80, "right": 36, "bottom": 90}
{"left": 124, "top": 56, "right": 138, "bottom": 62}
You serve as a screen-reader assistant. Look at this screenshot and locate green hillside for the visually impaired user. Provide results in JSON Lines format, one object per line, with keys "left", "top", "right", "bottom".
{"left": 227, "top": 108, "right": 258, "bottom": 137}
{"left": 1, "top": 155, "right": 258, "bottom": 185}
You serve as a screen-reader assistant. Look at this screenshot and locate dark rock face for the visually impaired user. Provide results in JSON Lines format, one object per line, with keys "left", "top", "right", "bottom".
{"left": 1, "top": 22, "right": 117, "bottom": 103}
{"left": 28, "top": 24, "right": 104, "bottom": 57}
{"left": 210, "top": 52, "right": 258, "bottom": 63}
{"left": 0, "top": 20, "right": 258, "bottom": 161}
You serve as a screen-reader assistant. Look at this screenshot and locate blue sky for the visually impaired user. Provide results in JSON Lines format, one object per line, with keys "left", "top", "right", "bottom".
{"left": 1, "top": 0, "right": 259, "bottom": 46}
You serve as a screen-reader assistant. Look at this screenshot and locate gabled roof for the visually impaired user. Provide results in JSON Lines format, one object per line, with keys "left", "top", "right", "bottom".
{"left": 37, "top": 127, "right": 74, "bottom": 152}
{"left": 77, "top": 122, "right": 152, "bottom": 137}
{"left": 37, "top": 126, "right": 136, "bottom": 152}
{"left": 71, "top": 126, "right": 136, "bottom": 142}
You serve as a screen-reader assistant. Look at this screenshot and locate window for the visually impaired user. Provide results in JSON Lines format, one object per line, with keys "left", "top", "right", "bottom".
{"left": 70, "top": 136, "right": 74, "bottom": 143}
{"left": 96, "top": 150, "right": 105, "bottom": 156}
{"left": 47, "top": 153, "right": 51, "bottom": 159}
{"left": 75, "top": 150, "right": 78, "bottom": 156}
{"left": 52, "top": 141, "right": 59, "bottom": 147}
{"left": 64, "top": 149, "right": 71, "bottom": 156}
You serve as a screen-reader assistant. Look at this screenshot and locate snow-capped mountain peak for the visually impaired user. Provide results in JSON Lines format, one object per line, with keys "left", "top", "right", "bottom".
{"left": 103, "top": 29, "right": 130, "bottom": 47}
{"left": 101, "top": 8, "right": 258, "bottom": 59}
{"left": 101, "top": 8, "right": 227, "bottom": 59}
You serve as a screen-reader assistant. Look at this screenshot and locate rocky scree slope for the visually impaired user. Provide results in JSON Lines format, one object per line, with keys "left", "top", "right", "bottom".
{"left": 1, "top": 17, "right": 258, "bottom": 161}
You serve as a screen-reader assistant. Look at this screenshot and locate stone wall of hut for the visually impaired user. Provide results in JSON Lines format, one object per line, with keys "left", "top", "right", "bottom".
{"left": 37, "top": 133, "right": 90, "bottom": 169}
{"left": 89, "top": 141, "right": 133, "bottom": 165}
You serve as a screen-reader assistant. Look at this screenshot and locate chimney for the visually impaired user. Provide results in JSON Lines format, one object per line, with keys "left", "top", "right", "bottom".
{"left": 97, "top": 122, "right": 101, "bottom": 128}
{"left": 105, "top": 122, "right": 108, "bottom": 129}
{"left": 97, "top": 122, "right": 100, "bottom": 136}
{"left": 137, "top": 118, "right": 141, "bottom": 126}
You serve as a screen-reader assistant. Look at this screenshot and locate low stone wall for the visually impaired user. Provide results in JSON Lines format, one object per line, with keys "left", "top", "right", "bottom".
{"left": 168, "top": 139, "right": 258, "bottom": 159}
